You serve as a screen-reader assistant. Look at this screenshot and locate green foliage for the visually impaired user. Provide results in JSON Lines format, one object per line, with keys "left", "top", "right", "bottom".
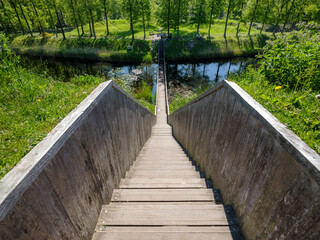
{"left": 260, "top": 31, "right": 320, "bottom": 91}
{"left": 230, "top": 31, "right": 320, "bottom": 155}
{"left": 231, "top": 66, "right": 320, "bottom": 155}
{"left": 0, "top": 34, "right": 155, "bottom": 178}
{"left": 134, "top": 81, "right": 153, "bottom": 103}
{"left": 165, "top": 34, "right": 269, "bottom": 61}
{"left": 169, "top": 93, "right": 197, "bottom": 113}
{"left": 0, "top": 34, "right": 104, "bottom": 178}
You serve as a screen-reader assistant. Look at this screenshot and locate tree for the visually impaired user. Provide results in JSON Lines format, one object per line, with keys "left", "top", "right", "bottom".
{"left": 139, "top": 0, "right": 151, "bottom": 39}
{"left": 69, "top": 0, "right": 80, "bottom": 38}
{"left": 17, "top": 0, "right": 33, "bottom": 36}
{"left": 248, "top": 0, "right": 260, "bottom": 35}
{"left": 190, "top": 0, "right": 207, "bottom": 37}
{"left": 30, "top": 0, "right": 43, "bottom": 34}
{"left": 100, "top": 0, "right": 112, "bottom": 36}
{"left": 47, "top": 0, "right": 66, "bottom": 39}
{"left": 121, "top": 0, "right": 139, "bottom": 40}
{"left": 155, "top": 0, "right": 173, "bottom": 36}
{"left": 234, "top": 0, "right": 246, "bottom": 37}
{"left": 208, "top": 0, "right": 223, "bottom": 39}
{"left": 224, "top": 0, "right": 236, "bottom": 38}
{"left": 173, "top": 0, "right": 188, "bottom": 36}
{"left": 8, "top": 0, "right": 25, "bottom": 34}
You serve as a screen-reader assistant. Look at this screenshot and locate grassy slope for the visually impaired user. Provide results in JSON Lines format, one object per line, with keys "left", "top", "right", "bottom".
{"left": 165, "top": 34, "right": 269, "bottom": 61}
{"left": 9, "top": 19, "right": 268, "bottom": 62}
{"left": 0, "top": 69, "right": 103, "bottom": 178}
{"left": 231, "top": 69, "right": 320, "bottom": 155}
{"left": 10, "top": 36, "right": 155, "bottom": 63}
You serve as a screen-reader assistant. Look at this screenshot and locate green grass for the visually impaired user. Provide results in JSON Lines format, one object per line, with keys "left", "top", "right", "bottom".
{"left": 64, "top": 19, "right": 262, "bottom": 39}
{"left": 165, "top": 34, "right": 270, "bottom": 61}
{"left": 169, "top": 93, "right": 197, "bottom": 113}
{"left": 0, "top": 35, "right": 155, "bottom": 179}
{"left": 9, "top": 34, "right": 156, "bottom": 63}
{"left": 0, "top": 67, "right": 103, "bottom": 178}
{"left": 231, "top": 68, "right": 320, "bottom": 155}
{"left": 8, "top": 19, "right": 268, "bottom": 62}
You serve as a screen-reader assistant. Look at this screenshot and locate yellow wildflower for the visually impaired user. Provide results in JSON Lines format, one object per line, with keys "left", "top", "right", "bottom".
{"left": 37, "top": 99, "right": 41, "bottom": 102}
{"left": 274, "top": 86, "right": 282, "bottom": 90}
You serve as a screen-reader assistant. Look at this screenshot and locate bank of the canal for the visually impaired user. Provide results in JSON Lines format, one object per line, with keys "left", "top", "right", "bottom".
{"left": 10, "top": 35, "right": 269, "bottom": 63}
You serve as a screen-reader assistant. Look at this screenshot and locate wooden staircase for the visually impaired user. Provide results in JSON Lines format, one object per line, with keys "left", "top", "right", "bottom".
{"left": 91, "top": 40, "right": 243, "bottom": 240}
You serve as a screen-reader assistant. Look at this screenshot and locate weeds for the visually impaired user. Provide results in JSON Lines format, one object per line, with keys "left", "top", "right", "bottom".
{"left": 0, "top": 34, "right": 155, "bottom": 179}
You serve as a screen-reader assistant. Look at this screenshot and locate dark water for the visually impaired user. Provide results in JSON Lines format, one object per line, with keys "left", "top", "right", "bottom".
{"left": 21, "top": 56, "right": 158, "bottom": 102}
{"left": 21, "top": 57, "right": 251, "bottom": 104}
{"left": 166, "top": 58, "right": 253, "bottom": 95}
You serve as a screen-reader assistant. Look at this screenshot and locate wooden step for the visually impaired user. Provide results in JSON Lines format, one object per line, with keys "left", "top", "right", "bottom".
{"left": 126, "top": 169, "right": 198, "bottom": 176}
{"left": 130, "top": 165, "right": 195, "bottom": 170}
{"left": 92, "top": 230, "right": 235, "bottom": 240}
{"left": 133, "top": 161, "right": 192, "bottom": 166}
{"left": 111, "top": 189, "right": 214, "bottom": 202}
{"left": 119, "top": 178, "right": 206, "bottom": 189}
{"left": 96, "top": 204, "right": 229, "bottom": 226}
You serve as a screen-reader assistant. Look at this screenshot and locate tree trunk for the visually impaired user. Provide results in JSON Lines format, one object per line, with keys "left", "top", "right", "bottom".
{"left": 70, "top": 0, "right": 80, "bottom": 38}
{"left": 208, "top": 10, "right": 213, "bottom": 39}
{"left": 45, "top": 4, "right": 54, "bottom": 29}
{"left": 215, "top": 62, "right": 220, "bottom": 82}
{"left": 167, "top": 0, "right": 170, "bottom": 36}
{"left": 236, "top": 2, "right": 244, "bottom": 37}
{"left": 9, "top": 0, "right": 25, "bottom": 34}
{"left": 18, "top": 1, "right": 33, "bottom": 37}
{"left": 281, "top": 0, "right": 296, "bottom": 33}
{"left": 224, "top": 0, "right": 232, "bottom": 38}
{"left": 53, "top": 3, "right": 65, "bottom": 40}
{"left": 197, "top": 4, "right": 202, "bottom": 37}
{"left": 130, "top": 2, "right": 134, "bottom": 40}
{"left": 142, "top": 12, "right": 146, "bottom": 39}
{"left": 177, "top": 0, "right": 181, "bottom": 36}
{"left": 260, "top": 23, "right": 264, "bottom": 34}
{"left": 141, "top": 2, "right": 146, "bottom": 39}
{"left": 103, "top": 0, "right": 109, "bottom": 36}
{"left": 88, "top": 18, "right": 92, "bottom": 37}
{"left": 248, "top": 0, "right": 259, "bottom": 36}
{"left": 30, "top": 0, "right": 43, "bottom": 34}
{"left": 89, "top": 8, "right": 96, "bottom": 39}
{"left": 74, "top": 0, "right": 84, "bottom": 35}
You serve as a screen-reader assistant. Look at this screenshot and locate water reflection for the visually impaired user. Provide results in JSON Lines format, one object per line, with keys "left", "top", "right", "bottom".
{"left": 21, "top": 56, "right": 158, "bottom": 101}
{"left": 166, "top": 58, "right": 252, "bottom": 93}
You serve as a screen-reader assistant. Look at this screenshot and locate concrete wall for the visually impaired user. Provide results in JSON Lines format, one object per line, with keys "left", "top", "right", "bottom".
{"left": 0, "top": 81, "right": 156, "bottom": 240}
{"left": 169, "top": 80, "right": 320, "bottom": 240}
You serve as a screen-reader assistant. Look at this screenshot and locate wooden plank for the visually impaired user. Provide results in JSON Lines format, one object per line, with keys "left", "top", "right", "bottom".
{"left": 96, "top": 204, "right": 228, "bottom": 226}
{"left": 95, "top": 226, "right": 235, "bottom": 233}
{"left": 130, "top": 165, "right": 194, "bottom": 170}
{"left": 136, "top": 157, "right": 190, "bottom": 161}
{"left": 125, "top": 174, "right": 201, "bottom": 179}
{"left": 134, "top": 161, "right": 192, "bottom": 166}
{"left": 126, "top": 170, "right": 199, "bottom": 177}
{"left": 120, "top": 178, "right": 206, "bottom": 189}
{"left": 111, "top": 189, "right": 214, "bottom": 202}
{"left": 92, "top": 231, "right": 234, "bottom": 240}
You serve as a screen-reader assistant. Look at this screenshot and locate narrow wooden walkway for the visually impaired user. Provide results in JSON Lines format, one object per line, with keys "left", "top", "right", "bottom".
{"left": 92, "top": 40, "right": 240, "bottom": 240}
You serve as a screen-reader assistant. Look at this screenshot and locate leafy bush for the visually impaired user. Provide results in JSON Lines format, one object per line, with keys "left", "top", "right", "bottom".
{"left": 261, "top": 31, "right": 320, "bottom": 91}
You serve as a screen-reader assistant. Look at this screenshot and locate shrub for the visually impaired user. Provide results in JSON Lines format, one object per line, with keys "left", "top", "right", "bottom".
{"left": 260, "top": 31, "right": 320, "bottom": 91}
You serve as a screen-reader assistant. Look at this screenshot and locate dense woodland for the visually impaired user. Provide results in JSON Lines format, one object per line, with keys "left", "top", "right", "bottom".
{"left": 0, "top": 0, "right": 319, "bottom": 40}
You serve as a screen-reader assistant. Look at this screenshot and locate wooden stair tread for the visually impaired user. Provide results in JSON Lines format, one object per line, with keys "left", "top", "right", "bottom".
{"left": 111, "top": 189, "right": 214, "bottom": 202}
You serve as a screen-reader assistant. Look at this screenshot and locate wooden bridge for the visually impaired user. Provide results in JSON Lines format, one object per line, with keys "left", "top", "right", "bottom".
{"left": 91, "top": 40, "right": 243, "bottom": 239}
{"left": 0, "top": 40, "right": 319, "bottom": 240}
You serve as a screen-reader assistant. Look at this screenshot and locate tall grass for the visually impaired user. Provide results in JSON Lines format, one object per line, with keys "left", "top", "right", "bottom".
{"left": 0, "top": 34, "right": 155, "bottom": 179}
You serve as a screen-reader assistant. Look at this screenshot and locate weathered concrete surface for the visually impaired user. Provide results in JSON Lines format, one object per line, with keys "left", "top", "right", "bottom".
{"left": 168, "top": 80, "right": 320, "bottom": 240}
{"left": 0, "top": 81, "right": 156, "bottom": 240}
